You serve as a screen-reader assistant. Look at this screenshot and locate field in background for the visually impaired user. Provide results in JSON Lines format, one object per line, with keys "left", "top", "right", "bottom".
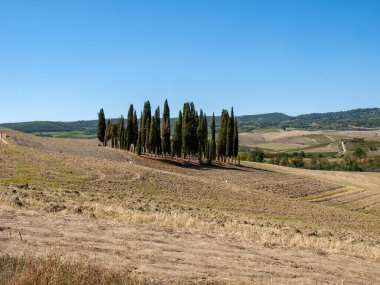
{"left": 240, "top": 129, "right": 380, "bottom": 155}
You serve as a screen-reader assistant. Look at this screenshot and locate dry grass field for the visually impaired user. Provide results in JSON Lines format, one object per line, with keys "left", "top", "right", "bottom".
{"left": 1, "top": 127, "right": 380, "bottom": 284}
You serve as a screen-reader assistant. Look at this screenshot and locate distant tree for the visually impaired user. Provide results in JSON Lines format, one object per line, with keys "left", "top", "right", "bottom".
{"left": 97, "top": 108, "right": 106, "bottom": 145}
{"left": 126, "top": 104, "right": 134, "bottom": 150}
{"left": 233, "top": 118, "right": 239, "bottom": 160}
{"left": 162, "top": 99, "right": 171, "bottom": 157}
{"left": 353, "top": 147, "right": 367, "bottom": 158}
{"left": 211, "top": 113, "right": 216, "bottom": 161}
{"left": 171, "top": 110, "right": 182, "bottom": 158}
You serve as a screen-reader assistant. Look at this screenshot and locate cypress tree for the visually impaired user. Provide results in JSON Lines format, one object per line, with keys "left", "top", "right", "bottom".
{"left": 148, "top": 116, "right": 157, "bottom": 155}
{"left": 226, "top": 107, "right": 234, "bottom": 160}
{"left": 97, "top": 108, "right": 106, "bottom": 145}
{"left": 207, "top": 139, "right": 212, "bottom": 164}
{"left": 105, "top": 119, "right": 112, "bottom": 147}
{"left": 171, "top": 110, "right": 182, "bottom": 158}
{"left": 182, "top": 103, "right": 191, "bottom": 159}
{"left": 118, "top": 116, "right": 125, "bottom": 149}
{"left": 126, "top": 104, "right": 134, "bottom": 150}
{"left": 162, "top": 99, "right": 171, "bottom": 157}
{"left": 233, "top": 118, "right": 239, "bottom": 160}
{"left": 197, "top": 110, "right": 205, "bottom": 162}
{"left": 112, "top": 123, "right": 118, "bottom": 148}
{"left": 189, "top": 103, "right": 198, "bottom": 157}
{"left": 141, "top": 101, "right": 151, "bottom": 153}
{"left": 154, "top": 106, "right": 161, "bottom": 155}
{"left": 202, "top": 112, "right": 208, "bottom": 158}
{"left": 217, "top": 109, "right": 229, "bottom": 161}
{"left": 136, "top": 112, "right": 142, "bottom": 155}
{"left": 211, "top": 113, "right": 216, "bottom": 161}
{"left": 133, "top": 110, "right": 138, "bottom": 149}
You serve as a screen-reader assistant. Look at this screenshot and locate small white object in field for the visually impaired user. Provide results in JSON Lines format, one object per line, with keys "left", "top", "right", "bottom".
{"left": 225, "top": 180, "right": 228, "bottom": 183}
{"left": 129, "top": 161, "right": 132, "bottom": 165}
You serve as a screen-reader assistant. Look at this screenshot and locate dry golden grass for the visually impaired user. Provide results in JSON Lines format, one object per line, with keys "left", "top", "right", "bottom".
{"left": 0, "top": 250, "right": 137, "bottom": 285}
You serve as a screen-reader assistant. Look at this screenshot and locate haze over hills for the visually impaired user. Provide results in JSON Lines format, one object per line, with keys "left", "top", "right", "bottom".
{"left": 1, "top": 108, "right": 379, "bottom": 139}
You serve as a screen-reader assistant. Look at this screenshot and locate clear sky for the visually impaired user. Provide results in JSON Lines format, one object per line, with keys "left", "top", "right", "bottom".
{"left": 1, "top": 0, "right": 379, "bottom": 123}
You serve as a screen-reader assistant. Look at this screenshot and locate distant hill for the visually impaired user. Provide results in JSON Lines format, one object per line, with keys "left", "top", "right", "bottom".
{"left": 1, "top": 108, "right": 379, "bottom": 138}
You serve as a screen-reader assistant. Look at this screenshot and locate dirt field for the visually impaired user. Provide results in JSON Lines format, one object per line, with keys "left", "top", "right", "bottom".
{"left": 1, "top": 128, "right": 380, "bottom": 284}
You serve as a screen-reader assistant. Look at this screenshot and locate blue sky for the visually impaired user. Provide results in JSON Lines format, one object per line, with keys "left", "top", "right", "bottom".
{"left": 1, "top": 0, "right": 379, "bottom": 123}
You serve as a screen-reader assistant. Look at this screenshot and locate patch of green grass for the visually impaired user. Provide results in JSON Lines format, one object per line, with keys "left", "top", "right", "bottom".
{"left": 303, "top": 134, "right": 333, "bottom": 144}
{"left": 251, "top": 128, "right": 280, "bottom": 133}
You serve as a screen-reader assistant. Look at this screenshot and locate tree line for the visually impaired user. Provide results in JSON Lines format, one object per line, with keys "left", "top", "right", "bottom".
{"left": 97, "top": 100, "right": 239, "bottom": 163}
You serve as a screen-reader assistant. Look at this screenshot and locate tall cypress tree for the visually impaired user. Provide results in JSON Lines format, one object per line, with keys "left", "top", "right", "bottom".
{"left": 211, "top": 113, "right": 216, "bottom": 161}
{"left": 133, "top": 110, "right": 138, "bottom": 150}
{"left": 154, "top": 106, "right": 161, "bottom": 155}
{"left": 189, "top": 102, "right": 198, "bottom": 158}
{"left": 171, "top": 110, "right": 182, "bottom": 158}
{"left": 141, "top": 101, "right": 151, "bottom": 153}
{"left": 233, "top": 118, "right": 239, "bottom": 160}
{"left": 97, "top": 108, "right": 106, "bottom": 145}
{"left": 136, "top": 112, "right": 142, "bottom": 155}
{"left": 105, "top": 119, "right": 112, "bottom": 147}
{"left": 202, "top": 112, "right": 208, "bottom": 158}
{"left": 126, "top": 104, "right": 134, "bottom": 150}
{"left": 118, "top": 115, "right": 125, "bottom": 149}
{"left": 197, "top": 110, "right": 205, "bottom": 162}
{"left": 226, "top": 107, "right": 234, "bottom": 160}
{"left": 112, "top": 123, "right": 118, "bottom": 148}
{"left": 162, "top": 99, "right": 171, "bottom": 157}
{"left": 182, "top": 103, "right": 191, "bottom": 159}
{"left": 148, "top": 116, "right": 157, "bottom": 155}
{"left": 217, "top": 109, "right": 229, "bottom": 161}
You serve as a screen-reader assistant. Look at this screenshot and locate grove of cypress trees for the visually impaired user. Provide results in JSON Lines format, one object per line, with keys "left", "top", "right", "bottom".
{"left": 233, "top": 118, "right": 239, "bottom": 161}
{"left": 97, "top": 108, "right": 106, "bottom": 145}
{"left": 162, "top": 99, "right": 171, "bottom": 157}
{"left": 226, "top": 107, "right": 234, "bottom": 160}
{"left": 171, "top": 110, "right": 182, "bottom": 158}
{"left": 211, "top": 113, "right": 216, "bottom": 161}
{"left": 126, "top": 104, "right": 134, "bottom": 150}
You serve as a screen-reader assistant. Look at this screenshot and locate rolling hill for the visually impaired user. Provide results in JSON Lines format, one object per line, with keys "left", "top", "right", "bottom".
{"left": 1, "top": 108, "right": 379, "bottom": 139}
